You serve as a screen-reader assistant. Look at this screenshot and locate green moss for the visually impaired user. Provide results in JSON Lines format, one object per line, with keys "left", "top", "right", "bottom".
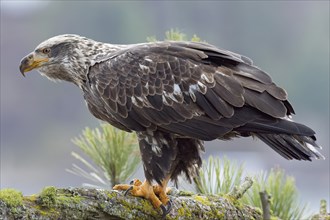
{"left": 34, "top": 188, "right": 85, "bottom": 218}
{"left": 233, "top": 200, "right": 244, "bottom": 210}
{"left": 223, "top": 194, "right": 235, "bottom": 202}
{"left": 253, "top": 207, "right": 262, "bottom": 215}
{"left": 223, "top": 194, "right": 244, "bottom": 209}
{"left": 38, "top": 186, "right": 57, "bottom": 208}
{"left": 120, "top": 198, "right": 157, "bottom": 220}
{"left": 38, "top": 187, "right": 83, "bottom": 209}
{"left": 181, "top": 202, "right": 192, "bottom": 217}
{"left": 99, "top": 202, "right": 106, "bottom": 210}
{"left": 106, "top": 191, "right": 117, "bottom": 199}
{"left": 139, "top": 199, "right": 158, "bottom": 214}
{"left": 0, "top": 188, "right": 23, "bottom": 207}
{"left": 216, "top": 211, "right": 225, "bottom": 219}
{"left": 110, "top": 191, "right": 159, "bottom": 219}
{"left": 37, "top": 208, "right": 50, "bottom": 216}
{"left": 24, "top": 194, "right": 37, "bottom": 203}
{"left": 119, "top": 196, "right": 131, "bottom": 208}
{"left": 177, "top": 190, "right": 194, "bottom": 196}
{"left": 34, "top": 205, "right": 58, "bottom": 217}
{"left": 177, "top": 207, "right": 185, "bottom": 216}
{"left": 57, "top": 194, "right": 82, "bottom": 206}
{"left": 193, "top": 195, "right": 211, "bottom": 206}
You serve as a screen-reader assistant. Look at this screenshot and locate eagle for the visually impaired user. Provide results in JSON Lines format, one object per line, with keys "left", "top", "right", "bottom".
{"left": 20, "top": 34, "right": 324, "bottom": 216}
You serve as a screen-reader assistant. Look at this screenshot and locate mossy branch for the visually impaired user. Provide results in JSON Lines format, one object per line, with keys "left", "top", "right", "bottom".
{"left": 259, "top": 191, "right": 271, "bottom": 220}
{"left": 227, "top": 177, "right": 253, "bottom": 200}
{"left": 0, "top": 187, "right": 262, "bottom": 220}
{"left": 311, "top": 200, "right": 330, "bottom": 220}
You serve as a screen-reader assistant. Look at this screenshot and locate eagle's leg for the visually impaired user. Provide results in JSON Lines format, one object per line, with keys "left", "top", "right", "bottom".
{"left": 113, "top": 131, "right": 176, "bottom": 216}
{"left": 153, "top": 177, "right": 172, "bottom": 216}
{"left": 153, "top": 177, "right": 171, "bottom": 206}
{"left": 113, "top": 178, "right": 172, "bottom": 216}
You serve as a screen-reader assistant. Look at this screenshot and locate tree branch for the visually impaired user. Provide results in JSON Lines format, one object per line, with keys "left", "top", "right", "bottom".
{"left": 259, "top": 191, "right": 271, "bottom": 220}
{"left": 311, "top": 199, "right": 330, "bottom": 220}
{"left": 0, "top": 187, "right": 262, "bottom": 220}
{"left": 227, "top": 177, "right": 253, "bottom": 200}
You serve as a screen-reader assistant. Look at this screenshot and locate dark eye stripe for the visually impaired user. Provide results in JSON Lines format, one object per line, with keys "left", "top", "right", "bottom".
{"left": 50, "top": 42, "right": 71, "bottom": 57}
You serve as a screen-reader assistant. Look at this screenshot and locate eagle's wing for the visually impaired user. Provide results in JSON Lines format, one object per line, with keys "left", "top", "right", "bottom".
{"left": 86, "top": 41, "right": 294, "bottom": 137}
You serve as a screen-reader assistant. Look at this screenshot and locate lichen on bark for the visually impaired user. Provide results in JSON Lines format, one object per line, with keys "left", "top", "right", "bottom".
{"left": 0, "top": 187, "right": 263, "bottom": 220}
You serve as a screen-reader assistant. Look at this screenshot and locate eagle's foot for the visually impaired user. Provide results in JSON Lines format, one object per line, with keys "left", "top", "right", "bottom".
{"left": 123, "top": 179, "right": 142, "bottom": 196}
{"left": 153, "top": 184, "right": 171, "bottom": 205}
{"left": 160, "top": 198, "right": 172, "bottom": 218}
{"left": 113, "top": 179, "right": 171, "bottom": 217}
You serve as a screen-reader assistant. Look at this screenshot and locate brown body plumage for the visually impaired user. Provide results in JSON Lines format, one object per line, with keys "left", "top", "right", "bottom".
{"left": 19, "top": 34, "right": 324, "bottom": 214}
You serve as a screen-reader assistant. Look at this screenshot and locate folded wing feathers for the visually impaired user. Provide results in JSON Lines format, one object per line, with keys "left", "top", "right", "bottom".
{"left": 243, "top": 89, "right": 287, "bottom": 118}
{"left": 84, "top": 41, "right": 324, "bottom": 161}
{"left": 90, "top": 41, "right": 293, "bottom": 127}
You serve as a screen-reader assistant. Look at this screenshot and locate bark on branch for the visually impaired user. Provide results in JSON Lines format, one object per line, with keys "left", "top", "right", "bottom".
{"left": 259, "top": 191, "right": 271, "bottom": 220}
{"left": 0, "top": 187, "right": 262, "bottom": 220}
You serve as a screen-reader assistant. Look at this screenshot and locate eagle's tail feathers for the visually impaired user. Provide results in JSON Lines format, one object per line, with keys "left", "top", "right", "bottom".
{"left": 236, "top": 119, "right": 315, "bottom": 136}
{"left": 234, "top": 117, "right": 324, "bottom": 160}
{"left": 255, "top": 133, "right": 324, "bottom": 160}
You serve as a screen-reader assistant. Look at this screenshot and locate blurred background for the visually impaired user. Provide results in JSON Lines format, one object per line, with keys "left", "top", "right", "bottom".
{"left": 1, "top": 1, "right": 329, "bottom": 214}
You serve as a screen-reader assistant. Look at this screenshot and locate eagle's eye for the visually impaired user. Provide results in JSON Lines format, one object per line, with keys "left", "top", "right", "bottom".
{"left": 42, "top": 48, "right": 51, "bottom": 54}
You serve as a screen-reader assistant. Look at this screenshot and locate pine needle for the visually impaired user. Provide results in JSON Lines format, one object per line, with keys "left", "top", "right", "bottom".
{"left": 67, "top": 124, "right": 140, "bottom": 188}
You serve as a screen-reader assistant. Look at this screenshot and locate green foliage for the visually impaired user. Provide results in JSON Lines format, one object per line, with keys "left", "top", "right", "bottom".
{"left": 147, "top": 28, "right": 202, "bottom": 42}
{"left": 194, "top": 156, "right": 245, "bottom": 195}
{"left": 190, "top": 34, "right": 202, "bottom": 42}
{"left": 67, "top": 124, "right": 140, "bottom": 188}
{"left": 194, "top": 157, "right": 309, "bottom": 220}
{"left": 165, "top": 28, "right": 187, "bottom": 41}
{"left": 242, "top": 168, "right": 309, "bottom": 220}
{"left": 38, "top": 186, "right": 57, "bottom": 208}
{"left": 146, "top": 35, "right": 157, "bottom": 42}
{"left": 0, "top": 188, "right": 23, "bottom": 207}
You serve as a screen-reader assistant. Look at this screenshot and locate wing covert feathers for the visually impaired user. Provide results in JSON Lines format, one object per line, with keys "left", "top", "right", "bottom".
{"left": 84, "top": 41, "right": 323, "bottom": 162}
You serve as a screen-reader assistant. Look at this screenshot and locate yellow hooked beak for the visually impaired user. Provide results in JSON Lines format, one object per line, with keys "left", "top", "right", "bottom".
{"left": 19, "top": 52, "right": 49, "bottom": 77}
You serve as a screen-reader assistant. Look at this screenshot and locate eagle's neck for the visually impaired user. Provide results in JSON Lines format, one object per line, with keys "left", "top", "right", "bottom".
{"left": 39, "top": 40, "right": 126, "bottom": 87}
{"left": 69, "top": 41, "right": 125, "bottom": 87}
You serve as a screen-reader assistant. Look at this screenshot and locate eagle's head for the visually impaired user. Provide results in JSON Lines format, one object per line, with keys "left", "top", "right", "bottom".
{"left": 19, "top": 34, "right": 117, "bottom": 86}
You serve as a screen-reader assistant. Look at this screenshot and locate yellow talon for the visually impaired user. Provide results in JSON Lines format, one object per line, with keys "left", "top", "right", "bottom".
{"left": 113, "top": 179, "right": 171, "bottom": 209}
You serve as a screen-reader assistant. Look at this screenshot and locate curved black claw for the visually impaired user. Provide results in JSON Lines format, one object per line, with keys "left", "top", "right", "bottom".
{"left": 160, "top": 199, "right": 172, "bottom": 219}
{"left": 124, "top": 186, "right": 133, "bottom": 196}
